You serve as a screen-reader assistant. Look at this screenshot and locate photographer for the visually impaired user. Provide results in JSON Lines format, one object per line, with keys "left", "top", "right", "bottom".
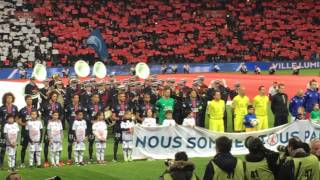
{"left": 159, "top": 151, "right": 199, "bottom": 180}
{"left": 203, "top": 136, "right": 244, "bottom": 180}
{"left": 244, "top": 136, "right": 279, "bottom": 180}
{"left": 277, "top": 137, "right": 319, "bottom": 180}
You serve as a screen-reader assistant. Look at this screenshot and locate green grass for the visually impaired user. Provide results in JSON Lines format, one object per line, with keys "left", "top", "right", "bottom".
{"left": 0, "top": 69, "right": 312, "bottom": 179}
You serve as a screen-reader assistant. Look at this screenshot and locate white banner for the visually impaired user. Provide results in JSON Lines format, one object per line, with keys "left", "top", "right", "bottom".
{"left": 132, "top": 121, "right": 320, "bottom": 160}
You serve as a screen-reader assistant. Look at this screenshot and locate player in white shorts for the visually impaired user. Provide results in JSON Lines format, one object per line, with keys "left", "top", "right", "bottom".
{"left": 142, "top": 109, "right": 157, "bottom": 127}
{"left": 92, "top": 111, "right": 107, "bottom": 164}
{"left": 72, "top": 111, "right": 87, "bottom": 166}
{"left": 121, "top": 111, "right": 135, "bottom": 162}
{"left": 47, "top": 112, "right": 63, "bottom": 167}
{"left": 4, "top": 115, "right": 19, "bottom": 172}
{"left": 26, "top": 110, "right": 43, "bottom": 167}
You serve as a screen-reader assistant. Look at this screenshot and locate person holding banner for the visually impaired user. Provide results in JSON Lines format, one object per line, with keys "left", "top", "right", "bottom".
{"left": 203, "top": 136, "right": 244, "bottom": 180}
{"left": 205, "top": 91, "right": 225, "bottom": 132}
{"left": 253, "top": 86, "right": 269, "bottom": 130}
{"left": 232, "top": 87, "right": 249, "bottom": 132}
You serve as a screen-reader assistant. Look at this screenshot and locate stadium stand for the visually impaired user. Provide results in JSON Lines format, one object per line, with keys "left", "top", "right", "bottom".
{"left": 1, "top": 0, "right": 320, "bottom": 66}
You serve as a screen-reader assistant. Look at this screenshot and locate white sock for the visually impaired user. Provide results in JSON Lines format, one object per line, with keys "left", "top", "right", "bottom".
{"left": 79, "top": 151, "right": 84, "bottom": 163}
{"left": 8, "top": 155, "right": 12, "bottom": 168}
{"left": 123, "top": 149, "right": 128, "bottom": 161}
{"left": 74, "top": 151, "right": 79, "bottom": 163}
{"left": 55, "top": 151, "right": 60, "bottom": 165}
{"left": 96, "top": 148, "right": 100, "bottom": 161}
{"left": 36, "top": 151, "right": 41, "bottom": 166}
{"left": 128, "top": 149, "right": 132, "bottom": 160}
{"left": 50, "top": 151, "right": 55, "bottom": 165}
{"left": 100, "top": 149, "right": 105, "bottom": 161}
{"left": 29, "top": 151, "right": 34, "bottom": 166}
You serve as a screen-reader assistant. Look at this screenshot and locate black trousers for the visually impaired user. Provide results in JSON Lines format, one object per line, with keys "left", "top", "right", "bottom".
{"left": 274, "top": 114, "right": 288, "bottom": 127}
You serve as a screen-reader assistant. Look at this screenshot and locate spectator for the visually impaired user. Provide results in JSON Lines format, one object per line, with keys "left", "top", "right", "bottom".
{"left": 311, "top": 103, "right": 320, "bottom": 123}
{"left": 289, "top": 89, "right": 305, "bottom": 120}
{"left": 271, "top": 83, "right": 289, "bottom": 127}
{"left": 304, "top": 79, "right": 319, "bottom": 119}
{"left": 160, "top": 151, "right": 199, "bottom": 180}
{"left": 203, "top": 136, "right": 244, "bottom": 180}
{"left": 277, "top": 137, "right": 319, "bottom": 180}
{"left": 244, "top": 136, "right": 279, "bottom": 180}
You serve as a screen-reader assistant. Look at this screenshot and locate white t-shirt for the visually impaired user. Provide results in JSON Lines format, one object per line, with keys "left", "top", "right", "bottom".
{"left": 26, "top": 120, "right": 43, "bottom": 142}
{"left": 47, "top": 120, "right": 63, "bottom": 142}
{"left": 72, "top": 120, "right": 87, "bottom": 142}
{"left": 182, "top": 118, "right": 195, "bottom": 126}
{"left": 121, "top": 120, "right": 135, "bottom": 141}
{"left": 162, "top": 119, "right": 176, "bottom": 126}
{"left": 92, "top": 121, "right": 107, "bottom": 140}
{"left": 4, "top": 122, "right": 19, "bottom": 145}
{"left": 142, "top": 117, "right": 157, "bottom": 127}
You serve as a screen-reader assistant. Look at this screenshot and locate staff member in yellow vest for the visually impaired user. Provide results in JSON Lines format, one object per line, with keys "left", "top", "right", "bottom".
{"left": 310, "top": 139, "right": 320, "bottom": 172}
{"left": 253, "top": 86, "right": 269, "bottom": 130}
{"left": 244, "top": 136, "right": 280, "bottom": 180}
{"left": 206, "top": 91, "right": 225, "bottom": 132}
{"left": 310, "top": 138, "right": 320, "bottom": 160}
{"left": 277, "top": 137, "right": 320, "bottom": 180}
{"left": 232, "top": 87, "right": 250, "bottom": 132}
{"left": 203, "top": 136, "right": 245, "bottom": 180}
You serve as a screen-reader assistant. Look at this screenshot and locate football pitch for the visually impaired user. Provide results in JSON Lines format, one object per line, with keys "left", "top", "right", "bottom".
{"left": 0, "top": 69, "right": 318, "bottom": 179}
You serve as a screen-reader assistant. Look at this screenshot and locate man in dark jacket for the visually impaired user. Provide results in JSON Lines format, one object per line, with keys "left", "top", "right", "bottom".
{"left": 203, "top": 136, "right": 244, "bottom": 180}
{"left": 160, "top": 151, "right": 199, "bottom": 180}
{"left": 271, "top": 83, "right": 289, "bottom": 127}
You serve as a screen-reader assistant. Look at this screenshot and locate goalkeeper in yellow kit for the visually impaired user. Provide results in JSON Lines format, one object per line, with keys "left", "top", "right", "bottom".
{"left": 253, "top": 86, "right": 269, "bottom": 130}
{"left": 232, "top": 87, "right": 250, "bottom": 132}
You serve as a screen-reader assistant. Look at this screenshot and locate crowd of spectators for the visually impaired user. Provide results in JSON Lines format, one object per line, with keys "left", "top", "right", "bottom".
{"left": 1, "top": 0, "right": 320, "bottom": 68}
